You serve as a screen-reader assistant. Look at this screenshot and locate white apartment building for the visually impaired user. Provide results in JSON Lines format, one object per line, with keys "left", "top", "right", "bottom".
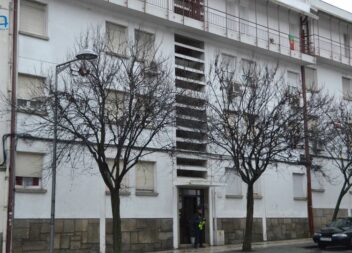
{"left": 2, "top": 0, "right": 352, "bottom": 252}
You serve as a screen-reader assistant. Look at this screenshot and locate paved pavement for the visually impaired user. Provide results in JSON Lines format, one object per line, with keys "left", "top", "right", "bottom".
{"left": 151, "top": 239, "right": 352, "bottom": 253}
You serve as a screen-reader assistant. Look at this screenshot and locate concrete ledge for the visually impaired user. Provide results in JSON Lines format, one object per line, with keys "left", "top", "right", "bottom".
{"left": 225, "top": 194, "right": 243, "bottom": 199}
{"left": 293, "top": 197, "right": 307, "bottom": 201}
{"left": 105, "top": 190, "right": 131, "bottom": 196}
{"left": 135, "top": 191, "right": 159, "bottom": 197}
{"left": 15, "top": 188, "right": 47, "bottom": 194}
{"left": 312, "top": 188, "right": 325, "bottom": 193}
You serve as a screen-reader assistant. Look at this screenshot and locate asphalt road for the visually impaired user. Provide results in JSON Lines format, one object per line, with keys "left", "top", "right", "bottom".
{"left": 229, "top": 243, "right": 352, "bottom": 253}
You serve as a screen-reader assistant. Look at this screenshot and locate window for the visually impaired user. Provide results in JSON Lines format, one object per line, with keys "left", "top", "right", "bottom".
{"left": 343, "top": 34, "right": 350, "bottom": 58}
{"left": 135, "top": 30, "right": 155, "bottom": 61}
{"left": 287, "top": 71, "right": 300, "bottom": 88}
{"left": 107, "top": 159, "right": 129, "bottom": 193}
{"left": 105, "top": 89, "right": 125, "bottom": 122}
{"left": 20, "top": 0, "right": 47, "bottom": 38}
{"left": 136, "top": 161, "right": 155, "bottom": 193}
{"left": 253, "top": 178, "right": 262, "bottom": 198}
{"left": 311, "top": 170, "right": 325, "bottom": 192}
{"left": 221, "top": 54, "right": 236, "bottom": 74}
{"left": 342, "top": 77, "right": 352, "bottom": 100}
{"left": 239, "top": 2, "right": 249, "bottom": 35}
{"left": 225, "top": 167, "right": 242, "bottom": 197}
{"left": 293, "top": 173, "right": 306, "bottom": 199}
{"left": 106, "top": 22, "right": 128, "bottom": 56}
{"left": 15, "top": 152, "right": 44, "bottom": 188}
{"left": 305, "top": 67, "right": 317, "bottom": 92}
{"left": 17, "top": 74, "right": 45, "bottom": 112}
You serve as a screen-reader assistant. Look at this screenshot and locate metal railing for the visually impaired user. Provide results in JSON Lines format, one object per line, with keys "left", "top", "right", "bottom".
{"left": 135, "top": 0, "right": 352, "bottom": 64}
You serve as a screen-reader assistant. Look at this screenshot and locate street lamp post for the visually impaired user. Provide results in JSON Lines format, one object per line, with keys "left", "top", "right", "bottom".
{"left": 49, "top": 49, "right": 97, "bottom": 253}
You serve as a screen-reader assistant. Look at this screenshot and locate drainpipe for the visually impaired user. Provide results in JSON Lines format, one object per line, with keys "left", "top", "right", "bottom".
{"left": 301, "top": 65, "right": 314, "bottom": 237}
{"left": 6, "top": 0, "right": 18, "bottom": 252}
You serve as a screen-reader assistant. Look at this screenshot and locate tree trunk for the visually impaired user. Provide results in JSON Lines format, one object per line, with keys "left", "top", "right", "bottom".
{"left": 111, "top": 191, "right": 122, "bottom": 253}
{"left": 332, "top": 182, "right": 348, "bottom": 221}
{"left": 242, "top": 183, "right": 254, "bottom": 251}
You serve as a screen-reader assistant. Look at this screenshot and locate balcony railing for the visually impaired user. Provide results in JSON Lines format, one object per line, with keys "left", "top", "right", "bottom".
{"left": 127, "top": 0, "right": 352, "bottom": 65}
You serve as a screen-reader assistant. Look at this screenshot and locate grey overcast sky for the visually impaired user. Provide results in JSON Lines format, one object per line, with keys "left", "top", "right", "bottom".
{"left": 322, "top": 0, "right": 352, "bottom": 13}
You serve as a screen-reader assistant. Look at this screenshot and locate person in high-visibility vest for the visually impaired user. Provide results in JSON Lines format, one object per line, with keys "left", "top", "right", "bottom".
{"left": 192, "top": 207, "right": 206, "bottom": 248}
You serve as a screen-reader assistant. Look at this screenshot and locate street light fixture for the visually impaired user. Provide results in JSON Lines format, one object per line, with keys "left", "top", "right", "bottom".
{"left": 49, "top": 49, "right": 97, "bottom": 253}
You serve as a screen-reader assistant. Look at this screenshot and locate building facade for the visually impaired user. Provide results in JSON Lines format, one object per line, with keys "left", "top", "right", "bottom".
{"left": 2, "top": 0, "right": 352, "bottom": 252}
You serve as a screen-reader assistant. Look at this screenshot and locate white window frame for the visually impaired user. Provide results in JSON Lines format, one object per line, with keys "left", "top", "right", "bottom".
{"left": 225, "top": 167, "right": 243, "bottom": 198}
{"left": 287, "top": 70, "right": 300, "bottom": 89}
{"left": 292, "top": 173, "right": 306, "bottom": 200}
{"left": 134, "top": 29, "right": 155, "bottom": 62}
{"left": 135, "top": 161, "right": 158, "bottom": 196}
{"left": 305, "top": 67, "right": 318, "bottom": 92}
{"left": 19, "top": 0, "right": 48, "bottom": 39}
{"left": 342, "top": 77, "right": 352, "bottom": 100}
{"left": 105, "top": 21, "right": 128, "bottom": 57}
{"left": 15, "top": 152, "right": 44, "bottom": 190}
{"left": 311, "top": 171, "right": 325, "bottom": 193}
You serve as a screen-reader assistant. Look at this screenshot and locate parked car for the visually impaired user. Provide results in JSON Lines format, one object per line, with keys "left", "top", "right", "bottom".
{"left": 313, "top": 217, "right": 352, "bottom": 249}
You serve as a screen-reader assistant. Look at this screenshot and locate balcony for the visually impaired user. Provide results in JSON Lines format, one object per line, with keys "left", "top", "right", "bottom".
{"left": 311, "top": 34, "right": 352, "bottom": 67}
{"left": 107, "top": 0, "right": 316, "bottom": 63}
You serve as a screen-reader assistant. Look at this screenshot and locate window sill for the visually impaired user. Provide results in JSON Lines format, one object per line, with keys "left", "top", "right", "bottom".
{"left": 17, "top": 108, "right": 47, "bottom": 116}
{"left": 293, "top": 197, "right": 307, "bottom": 201}
{"left": 253, "top": 194, "right": 263, "bottom": 200}
{"left": 105, "top": 51, "right": 128, "bottom": 59}
{"left": 135, "top": 191, "right": 159, "bottom": 197}
{"left": 226, "top": 194, "right": 243, "bottom": 199}
{"left": 19, "top": 31, "right": 49, "bottom": 41}
{"left": 15, "top": 188, "right": 47, "bottom": 194}
{"left": 312, "top": 188, "right": 325, "bottom": 193}
{"left": 105, "top": 190, "right": 131, "bottom": 196}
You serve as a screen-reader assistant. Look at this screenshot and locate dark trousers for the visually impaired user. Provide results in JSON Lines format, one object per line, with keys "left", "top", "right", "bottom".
{"left": 194, "top": 229, "right": 202, "bottom": 248}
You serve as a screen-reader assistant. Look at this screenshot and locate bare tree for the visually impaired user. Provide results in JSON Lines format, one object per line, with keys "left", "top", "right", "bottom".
{"left": 18, "top": 27, "right": 175, "bottom": 252}
{"left": 206, "top": 56, "right": 330, "bottom": 251}
{"left": 323, "top": 101, "right": 352, "bottom": 221}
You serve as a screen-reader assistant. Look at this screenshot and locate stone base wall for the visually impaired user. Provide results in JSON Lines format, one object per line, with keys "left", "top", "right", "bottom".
{"left": 106, "top": 218, "right": 173, "bottom": 253}
{"left": 313, "top": 208, "right": 348, "bottom": 232}
{"left": 13, "top": 219, "right": 99, "bottom": 253}
{"left": 217, "top": 218, "right": 263, "bottom": 244}
{"left": 266, "top": 218, "right": 308, "bottom": 241}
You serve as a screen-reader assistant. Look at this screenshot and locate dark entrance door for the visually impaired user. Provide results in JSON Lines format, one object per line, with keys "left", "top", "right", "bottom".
{"left": 179, "top": 188, "right": 205, "bottom": 244}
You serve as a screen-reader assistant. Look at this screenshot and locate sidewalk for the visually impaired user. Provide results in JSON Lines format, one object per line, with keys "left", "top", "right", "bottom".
{"left": 151, "top": 238, "right": 312, "bottom": 253}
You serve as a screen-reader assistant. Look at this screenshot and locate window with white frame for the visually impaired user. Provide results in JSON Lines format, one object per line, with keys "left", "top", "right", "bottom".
{"left": 106, "top": 22, "right": 128, "bottom": 56}
{"left": 135, "top": 30, "right": 155, "bottom": 61}
{"left": 15, "top": 152, "right": 44, "bottom": 188}
{"left": 221, "top": 54, "right": 236, "bottom": 73}
{"left": 305, "top": 67, "right": 318, "bottom": 92}
{"left": 253, "top": 178, "right": 262, "bottom": 197}
{"left": 105, "top": 89, "right": 125, "bottom": 122}
{"left": 343, "top": 34, "right": 350, "bottom": 58}
{"left": 107, "top": 159, "right": 129, "bottom": 193}
{"left": 17, "top": 74, "right": 45, "bottom": 111}
{"left": 136, "top": 162, "right": 156, "bottom": 193}
{"left": 20, "top": 0, "right": 48, "bottom": 38}
{"left": 311, "top": 171, "right": 325, "bottom": 192}
{"left": 287, "top": 71, "right": 300, "bottom": 89}
{"left": 225, "top": 167, "right": 242, "bottom": 197}
{"left": 342, "top": 77, "right": 352, "bottom": 100}
{"left": 239, "top": 1, "right": 249, "bottom": 35}
{"left": 292, "top": 173, "right": 306, "bottom": 199}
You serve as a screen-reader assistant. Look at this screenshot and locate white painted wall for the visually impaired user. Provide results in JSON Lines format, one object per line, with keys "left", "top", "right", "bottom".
{"left": 9, "top": 0, "right": 352, "bottom": 249}
{"left": 0, "top": 0, "right": 12, "bottom": 251}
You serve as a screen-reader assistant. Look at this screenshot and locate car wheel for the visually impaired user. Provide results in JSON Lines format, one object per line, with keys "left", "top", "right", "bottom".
{"left": 318, "top": 243, "right": 326, "bottom": 249}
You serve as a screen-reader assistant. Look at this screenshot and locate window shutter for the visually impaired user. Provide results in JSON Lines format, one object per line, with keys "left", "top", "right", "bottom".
{"left": 311, "top": 173, "right": 324, "bottom": 191}
{"left": 225, "top": 168, "right": 242, "bottom": 195}
{"left": 253, "top": 178, "right": 261, "bottom": 195}
{"left": 18, "top": 74, "right": 44, "bottom": 100}
{"left": 293, "top": 173, "right": 305, "bottom": 198}
{"left": 305, "top": 68, "right": 317, "bottom": 91}
{"left": 342, "top": 77, "right": 351, "bottom": 99}
{"left": 107, "top": 159, "right": 129, "bottom": 190}
{"left": 16, "top": 152, "right": 43, "bottom": 178}
{"left": 106, "top": 22, "right": 127, "bottom": 55}
{"left": 221, "top": 54, "right": 236, "bottom": 73}
{"left": 136, "top": 162, "right": 155, "bottom": 191}
{"left": 287, "top": 71, "right": 299, "bottom": 88}
{"left": 135, "top": 30, "right": 155, "bottom": 61}
{"left": 20, "top": 0, "right": 47, "bottom": 37}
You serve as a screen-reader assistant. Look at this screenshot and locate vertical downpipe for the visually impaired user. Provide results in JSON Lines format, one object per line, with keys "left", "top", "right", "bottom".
{"left": 301, "top": 66, "right": 314, "bottom": 237}
{"left": 6, "top": 0, "right": 18, "bottom": 252}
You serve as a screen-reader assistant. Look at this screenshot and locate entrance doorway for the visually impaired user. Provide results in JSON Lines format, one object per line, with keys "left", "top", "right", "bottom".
{"left": 178, "top": 188, "right": 208, "bottom": 244}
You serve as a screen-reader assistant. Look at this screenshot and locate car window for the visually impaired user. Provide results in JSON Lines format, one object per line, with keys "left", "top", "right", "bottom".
{"left": 329, "top": 219, "right": 351, "bottom": 228}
